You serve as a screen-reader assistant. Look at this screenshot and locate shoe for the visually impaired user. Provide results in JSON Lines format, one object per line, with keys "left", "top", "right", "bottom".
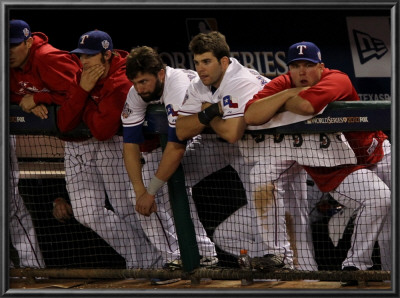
{"left": 200, "top": 256, "right": 219, "bottom": 267}
{"left": 251, "top": 254, "right": 285, "bottom": 271}
{"left": 340, "top": 266, "right": 359, "bottom": 287}
{"left": 150, "top": 278, "right": 181, "bottom": 285}
{"left": 163, "top": 259, "right": 182, "bottom": 270}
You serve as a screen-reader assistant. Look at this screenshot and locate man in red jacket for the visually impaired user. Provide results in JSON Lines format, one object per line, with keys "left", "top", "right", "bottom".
{"left": 10, "top": 19, "right": 81, "bottom": 118}
{"left": 245, "top": 41, "right": 391, "bottom": 286}
{"left": 59, "top": 30, "right": 162, "bottom": 269}
{"left": 9, "top": 19, "right": 81, "bottom": 269}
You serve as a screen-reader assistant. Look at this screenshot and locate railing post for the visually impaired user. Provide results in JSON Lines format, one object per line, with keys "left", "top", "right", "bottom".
{"left": 159, "top": 134, "right": 200, "bottom": 273}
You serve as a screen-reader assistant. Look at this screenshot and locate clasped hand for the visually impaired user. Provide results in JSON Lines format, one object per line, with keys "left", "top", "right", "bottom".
{"left": 135, "top": 192, "right": 157, "bottom": 217}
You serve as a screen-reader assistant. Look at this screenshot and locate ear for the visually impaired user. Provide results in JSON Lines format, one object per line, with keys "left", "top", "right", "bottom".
{"left": 104, "top": 50, "right": 112, "bottom": 60}
{"left": 26, "top": 37, "right": 33, "bottom": 49}
{"left": 157, "top": 68, "right": 166, "bottom": 82}
{"left": 221, "top": 56, "right": 230, "bottom": 69}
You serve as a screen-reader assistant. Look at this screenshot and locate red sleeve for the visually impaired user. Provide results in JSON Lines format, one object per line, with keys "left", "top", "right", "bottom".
{"left": 298, "top": 69, "right": 359, "bottom": 113}
{"left": 33, "top": 52, "right": 81, "bottom": 106}
{"left": 57, "top": 75, "right": 90, "bottom": 133}
{"left": 10, "top": 93, "right": 23, "bottom": 104}
{"left": 83, "top": 71, "right": 132, "bottom": 141}
{"left": 245, "top": 74, "right": 292, "bottom": 112}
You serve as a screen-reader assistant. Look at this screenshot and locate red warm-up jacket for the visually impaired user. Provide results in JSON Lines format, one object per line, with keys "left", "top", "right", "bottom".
{"left": 10, "top": 32, "right": 81, "bottom": 105}
{"left": 57, "top": 50, "right": 132, "bottom": 141}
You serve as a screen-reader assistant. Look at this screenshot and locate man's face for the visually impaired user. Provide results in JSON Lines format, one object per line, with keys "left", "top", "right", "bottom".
{"left": 9, "top": 38, "right": 32, "bottom": 69}
{"left": 79, "top": 52, "right": 105, "bottom": 70}
{"left": 289, "top": 60, "right": 324, "bottom": 87}
{"left": 193, "top": 52, "right": 226, "bottom": 89}
{"left": 131, "top": 71, "right": 164, "bottom": 102}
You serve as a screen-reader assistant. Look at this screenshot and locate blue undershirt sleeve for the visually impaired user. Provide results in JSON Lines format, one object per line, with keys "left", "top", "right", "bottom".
{"left": 123, "top": 125, "right": 144, "bottom": 144}
{"left": 168, "top": 126, "right": 187, "bottom": 145}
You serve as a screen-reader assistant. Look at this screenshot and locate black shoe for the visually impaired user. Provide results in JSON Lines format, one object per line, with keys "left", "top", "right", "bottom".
{"left": 341, "top": 266, "right": 359, "bottom": 287}
{"left": 251, "top": 254, "right": 285, "bottom": 271}
{"left": 163, "top": 259, "right": 182, "bottom": 270}
{"left": 150, "top": 278, "right": 181, "bottom": 285}
{"left": 200, "top": 256, "right": 219, "bottom": 267}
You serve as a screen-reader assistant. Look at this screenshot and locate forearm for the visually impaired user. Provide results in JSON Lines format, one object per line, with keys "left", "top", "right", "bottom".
{"left": 209, "top": 116, "right": 246, "bottom": 144}
{"left": 283, "top": 95, "right": 315, "bottom": 115}
{"left": 176, "top": 114, "right": 206, "bottom": 141}
{"left": 244, "top": 89, "right": 298, "bottom": 125}
{"left": 123, "top": 143, "right": 146, "bottom": 197}
{"left": 155, "top": 142, "right": 186, "bottom": 181}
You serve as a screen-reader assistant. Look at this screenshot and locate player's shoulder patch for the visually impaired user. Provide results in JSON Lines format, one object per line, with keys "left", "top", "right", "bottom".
{"left": 121, "top": 102, "right": 133, "bottom": 119}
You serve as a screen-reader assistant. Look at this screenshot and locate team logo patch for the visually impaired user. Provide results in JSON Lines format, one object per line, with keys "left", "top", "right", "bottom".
{"left": 223, "top": 95, "right": 238, "bottom": 108}
{"left": 23, "top": 28, "right": 30, "bottom": 38}
{"left": 166, "top": 104, "right": 178, "bottom": 116}
{"left": 121, "top": 102, "right": 132, "bottom": 118}
{"left": 102, "top": 40, "right": 110, "bottom": 50}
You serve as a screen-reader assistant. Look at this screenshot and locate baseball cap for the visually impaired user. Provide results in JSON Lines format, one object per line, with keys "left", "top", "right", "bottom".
{"left": 70, "top": 30, "right": 113, "bottom": 55}
{"left": 10, "top": 19, "right": 31, "bottom": 44}
{"left": 286, "top": 41, "right": 322, "bottom": 65}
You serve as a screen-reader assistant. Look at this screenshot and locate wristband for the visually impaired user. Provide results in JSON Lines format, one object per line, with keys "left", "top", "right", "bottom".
{"left": 147, "top": 176, "right": 165, "bottom": 195}
{"left": 197, "top": 103, "right": 221, "bottom": 125}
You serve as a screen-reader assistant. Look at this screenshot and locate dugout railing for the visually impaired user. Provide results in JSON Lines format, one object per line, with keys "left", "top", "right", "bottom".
{"left": 8, "top": 101, "right": 392, "bottom": 284}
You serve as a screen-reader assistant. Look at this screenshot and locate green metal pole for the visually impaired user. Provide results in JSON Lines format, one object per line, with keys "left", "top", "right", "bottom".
{"left": 159, "top": 134, "right": 200, "bottom": 272}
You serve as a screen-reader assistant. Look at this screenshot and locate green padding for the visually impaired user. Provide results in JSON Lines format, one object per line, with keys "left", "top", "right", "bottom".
{"left": 159, "top": 134, "right": 200, "bottom": 272}
{"left": 324, "top": 100, "right": 390, "bottom": 110}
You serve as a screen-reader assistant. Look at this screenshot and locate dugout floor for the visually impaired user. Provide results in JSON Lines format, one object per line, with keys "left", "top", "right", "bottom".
{"left": 9, "top": 277, "right": 391, "bottom": 291}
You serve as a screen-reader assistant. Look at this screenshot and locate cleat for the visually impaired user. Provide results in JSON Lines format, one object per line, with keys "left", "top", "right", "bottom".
{"left": 151, "top": 278, "right": 181, "bottom": 285}
{"left": 200, "top": 256, "right": 219, "bottom": 267}
{"left": 251, "top": 254, "right": 285, "bottom": 271}
{"left": 163, "top": 259, "right": 182, "bottom": 270}
{"left": 340, "top": 266, "right": 359, "bottom": 287}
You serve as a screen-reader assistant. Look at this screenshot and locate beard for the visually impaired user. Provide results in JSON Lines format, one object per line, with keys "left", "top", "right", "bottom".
{"left": 140, "top": 80, "right": 164, "bottom": 103}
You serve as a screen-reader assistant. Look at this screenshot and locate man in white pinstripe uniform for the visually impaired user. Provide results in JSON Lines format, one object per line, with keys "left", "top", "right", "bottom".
{"left": 122, "top": 46, "right": 218, "bottom": 268}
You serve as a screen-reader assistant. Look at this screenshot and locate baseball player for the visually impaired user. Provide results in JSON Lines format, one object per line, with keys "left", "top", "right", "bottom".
{"left": 122, "top": 46, "right": 218, "bottom": 267}
{"left": 245, "top": 41, "right": 391, "bottom": 285}
{"left": 9, "top": 19, "right": 82, "bottom": 268}
{"left": 9, "top": 136, "right": 45, "bottom": 268}
{"left": 176, "top": 31, "right": 294, "bottom": 269}
{"left": 57, "top": 30, "right": 162, "bottom": 269}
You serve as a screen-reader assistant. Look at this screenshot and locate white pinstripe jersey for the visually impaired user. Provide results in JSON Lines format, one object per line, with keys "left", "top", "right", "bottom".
{"left": 122, "top": 66, "right": 197, "bottom": 130}
{"left": 178, "top": 58, "right": 269, "bottom": 119}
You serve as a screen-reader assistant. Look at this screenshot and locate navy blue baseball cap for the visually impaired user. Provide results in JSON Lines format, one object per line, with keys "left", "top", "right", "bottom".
{"left": 10, "top": 19, "right": 31, "bottom": 44}
{"left": 70, "top": 30, "right": 113, "bottom": 55}
{"left": 286, "top": 41, "right": 322, "bottom": 65}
